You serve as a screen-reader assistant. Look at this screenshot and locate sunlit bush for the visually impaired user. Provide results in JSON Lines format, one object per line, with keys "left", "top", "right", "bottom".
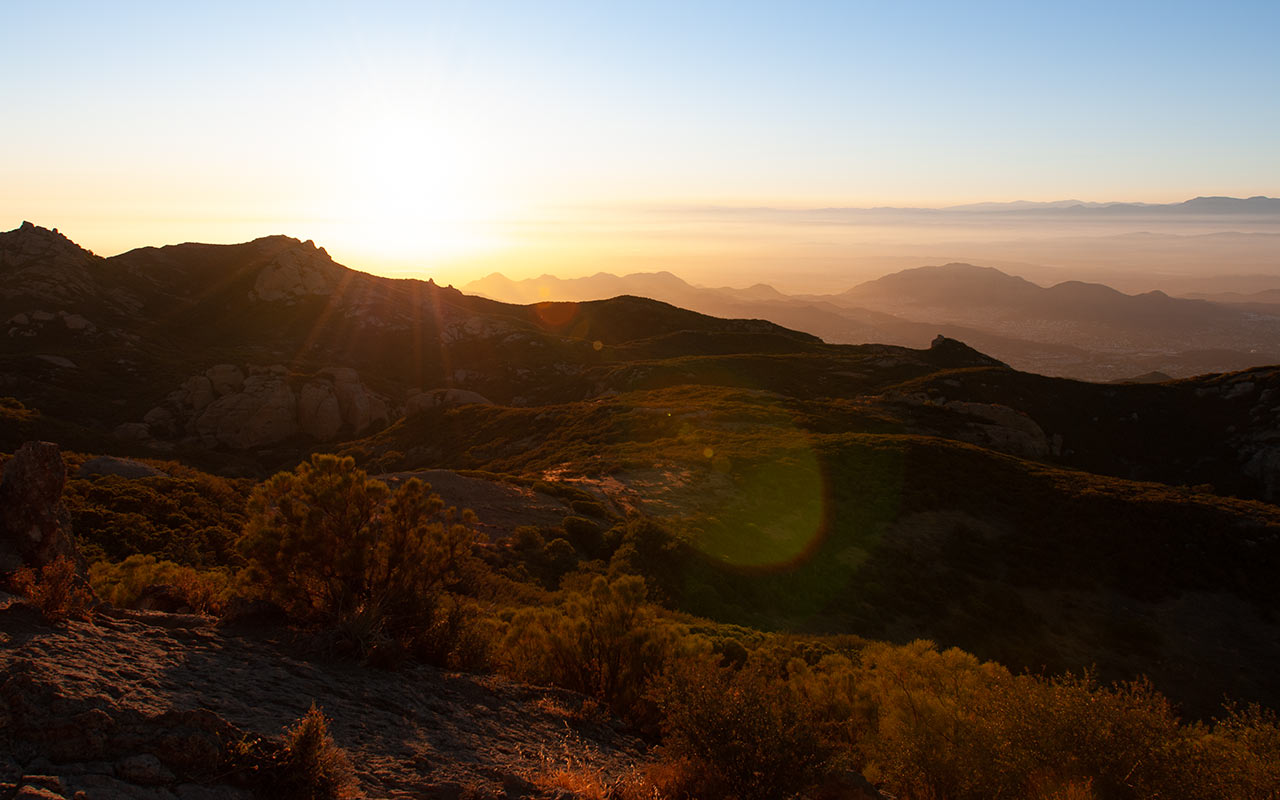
{"left": 11, "top": 555, "right": 95, "bottom": 623}
{"left": 237, "top": 454, "right": 484, "bottom": 664}
{"left": 89, "top": 554, "right": 233, "bottom": 614}
{"left": 225, "top": 703, "right": 357, "bottom": 800}
{"left": 500, "top": 574, "right": 677, "bottom": 719}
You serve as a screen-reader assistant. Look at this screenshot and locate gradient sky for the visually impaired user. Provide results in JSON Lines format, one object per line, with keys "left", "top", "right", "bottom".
{"left": 4, "top": 0, "right": 1278, "bottom": 283}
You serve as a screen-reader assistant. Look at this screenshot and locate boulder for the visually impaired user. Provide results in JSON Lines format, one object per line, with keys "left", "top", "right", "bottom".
{"left": 113, "top": 422, "right": 154, "bottom": 443}
{"left": 297, "top": 379, "right": 343, "bottom": 440}
{"left": 0, "top": 442, "right": 83, "bottom": 573}
{"left": 142, "top": 406, "right": 177, "bottom": 437}
{"left": 77, "top": 456, "right": 166, "bottom": 480}
{"left": 204, "top": 365, "right": 244, "bottom": 397}
{"left": 178, "top": 375, "right": 215, "bottom": 412}
{"left": 320, "top": 367, "right": 388, "bottom": 432}
{"left": 194, "top": 375, "right": 298, "bottom": 449}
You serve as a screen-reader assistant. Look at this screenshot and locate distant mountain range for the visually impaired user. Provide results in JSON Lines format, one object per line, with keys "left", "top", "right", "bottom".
{"left": 768, "top": 195, "right": 1280, "bottom": 216}
{"left": 466, "top": 262, "right": 1280, "bottom": 381}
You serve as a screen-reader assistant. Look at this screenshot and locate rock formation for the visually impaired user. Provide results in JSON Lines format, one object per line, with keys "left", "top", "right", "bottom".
{"left": 128, "top": 364, "right": 392, "bottom": 450}
{"left": 247, "top": 239, "right": 343, "bottom": 303}
{"left": 0, "top": 223, "right": 102, "bottom": 306}
{"left": 77, "top": 456, "right": 167, "bottom": 480}
{"left": 405, "top": 387, "right": 494, "bottom": 415}
{"left": 0, "top": 442, "right": 82, "bottom": 573}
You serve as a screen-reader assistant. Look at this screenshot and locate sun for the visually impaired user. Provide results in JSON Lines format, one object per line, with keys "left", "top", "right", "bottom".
{"left": 310, "top": 109, "right": 518, "bottom": 271}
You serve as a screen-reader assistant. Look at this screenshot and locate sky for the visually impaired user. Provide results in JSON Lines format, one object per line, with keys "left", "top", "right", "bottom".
{"left": 3, "top": 0, "right": 1278, "bottom": 286}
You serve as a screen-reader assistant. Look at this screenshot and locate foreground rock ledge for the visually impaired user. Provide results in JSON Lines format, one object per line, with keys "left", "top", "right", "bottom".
{"left": 0, "top": 595, "right": 645, "bottom": 799}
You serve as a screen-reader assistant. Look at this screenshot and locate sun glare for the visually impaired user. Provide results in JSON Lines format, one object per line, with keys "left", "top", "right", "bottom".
{"left": 311, "top": 110, "right": 518, "bottom": 271}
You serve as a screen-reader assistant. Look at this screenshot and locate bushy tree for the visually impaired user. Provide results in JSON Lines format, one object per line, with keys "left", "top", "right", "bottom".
{"left": 238, "top": 454, "right": 480, "bottom": 630}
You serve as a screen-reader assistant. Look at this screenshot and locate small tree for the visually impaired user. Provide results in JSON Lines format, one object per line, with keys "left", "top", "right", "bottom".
{"left": 238, "top": 454, "right": 480, "bottom": 630}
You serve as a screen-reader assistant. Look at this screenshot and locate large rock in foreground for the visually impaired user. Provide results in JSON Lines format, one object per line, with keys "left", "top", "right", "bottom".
{"left": 0, "top": 441, "right": 82, "bottom": 573}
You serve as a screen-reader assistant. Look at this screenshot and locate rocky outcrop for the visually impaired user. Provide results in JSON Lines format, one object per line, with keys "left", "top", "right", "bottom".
{"left": 128, "top": 365, "right": 391, "bottom": 450}
{"left": 247, "top": 240, "right": 343, "bottom": 303}
{"left": 296, "top": 379, "right": 343, "bottom": 441}
{"left": 77, "top": 456, "right": 167, "bottom": 480}
{"left": 925, "top": 334, "right": 1008, "bottom": 369}
{"left": 6, "top": 309, "right": 98, "bottom": 339}
{"left": 942, "top": 399, "right": 1055, "bottom": 459}
{"left": 1232, "top": 376, "right": 1280, "bottom": 501}
{"left": 405, "top": 388, "right": 494, "bottom": 415}
{"left": 194, "top": 371, "right": 298, "bottom": 449}
{"left": 319, "top": 368, "right": 389, "bottom": 433}
{"left": 891, "top": 393, "right": 1055, "bottom": 460}
{"left": 0, "top": 223, "right": 102, "bottom": 306}
{"left": 0, "top": 442, "right": 82, "bottom": 573}
{"left": 0, "top": 599, "right": 647, "bottom": 798}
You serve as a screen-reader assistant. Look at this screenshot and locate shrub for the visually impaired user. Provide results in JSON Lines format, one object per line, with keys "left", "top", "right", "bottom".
{"left": 275, "top": 704, "right": 357, "bottom": 800}
{"left": 0, "top": 397, "right": 37, "bottom": 422}
{"left": 832, "top": 639, "right": 1280, "bottom": 800}
{"left": 650, "top": 655, "right": 833, "bottom": 800}
{"left": 89, "top": 554, "right": 232, "bottom": 614}
{"left": 563, "top": 515, "right": 603, "bottom": 556}
{"left": 500, "top": 575, "right": 676, "bottom": 719}
{"left": 227, "top": 703, "right": 357, "bottom": 800}
{"left": 10, "top": 556, "right": 95, "bottom": 623}
{"left": 237, "top": 454, "right": 484, "bottom": 664}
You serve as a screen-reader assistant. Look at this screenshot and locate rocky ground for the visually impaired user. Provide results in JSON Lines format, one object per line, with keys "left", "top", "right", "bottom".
{"left": 0, "top": 594, "right": 647, "bottom": 799}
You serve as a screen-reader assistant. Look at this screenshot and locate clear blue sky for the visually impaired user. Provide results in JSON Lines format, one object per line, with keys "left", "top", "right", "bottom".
{"left": 3, "top": 0, "right": 1277, "bottom": 276}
